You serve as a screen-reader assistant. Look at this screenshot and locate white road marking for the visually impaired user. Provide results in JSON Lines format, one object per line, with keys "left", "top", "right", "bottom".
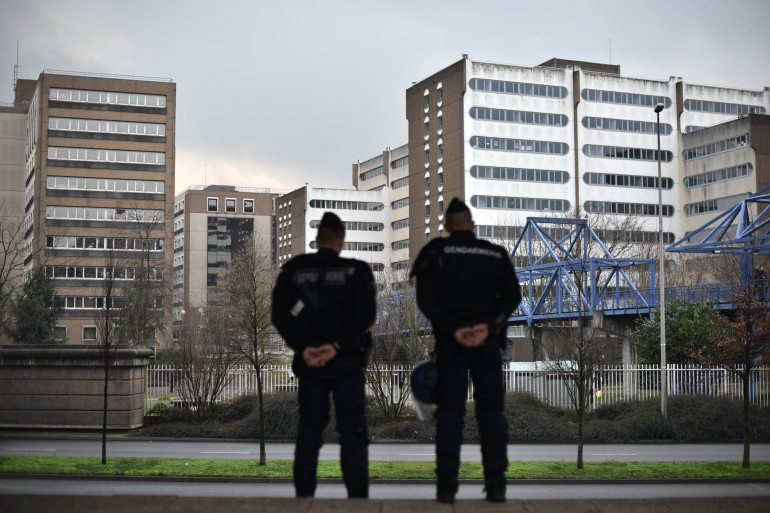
{"left": 200, "top": 451, "right": 252, "bottom": 455}
{"left": 1, "top": 448, "right": 55, "bottom": 452}
{"left": 399, "top": 454, "right": 435, "bottom": 456}
{"left": 591, "top": 453, "right": 637, "bottom": 456}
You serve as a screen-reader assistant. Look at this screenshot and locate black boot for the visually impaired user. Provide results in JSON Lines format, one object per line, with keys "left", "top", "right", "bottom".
{"left": 484, "top": 476, "right": 506, "bottom": 502}
{"left": 436, "top": 480, "right": 457, "bottom": 504}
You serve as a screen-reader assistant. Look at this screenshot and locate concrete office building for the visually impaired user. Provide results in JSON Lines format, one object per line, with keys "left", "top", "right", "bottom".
{"left": 406, "top": 55, "right": 770, "bottom": 260}
{"left": 275, "top": 185, "right": 390, "bottom": 274}
{"left": 353, "top": 144, "right": 411, "bottom": 274}
{"left": 171, "top": 185, "right": 279, "bottom": 339}
{"left": 8, "top": 71, "right": 176, "bottom": 347}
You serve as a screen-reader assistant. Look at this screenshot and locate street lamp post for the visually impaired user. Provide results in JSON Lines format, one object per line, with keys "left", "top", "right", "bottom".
{"left": 654, "top": 102, "right": 667, "bottom": 417}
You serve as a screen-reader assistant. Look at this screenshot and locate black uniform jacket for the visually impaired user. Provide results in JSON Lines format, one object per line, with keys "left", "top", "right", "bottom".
{"left": 411, "top": 230, "right": 521, "bottom": 339}
{"left": 272, "top": 248, "right": 377, "bottom": 376}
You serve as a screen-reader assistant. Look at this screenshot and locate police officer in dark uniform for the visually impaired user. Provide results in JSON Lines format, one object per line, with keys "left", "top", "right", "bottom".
{"left": 272, "top": 212, "right": 376, "bottom": 498}
{"left": 411, "top": 198, "right": 521, "bottom": 503}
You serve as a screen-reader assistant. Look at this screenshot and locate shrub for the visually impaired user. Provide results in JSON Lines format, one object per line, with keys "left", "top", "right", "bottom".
{"left": 371, "top": 420, "right": 434, "bottom": 441}
{"left": 505, "top": 392, "right": 576, "bottom": 441}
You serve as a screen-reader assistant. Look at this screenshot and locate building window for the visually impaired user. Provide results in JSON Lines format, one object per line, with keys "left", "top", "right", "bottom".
{"left": 53, "top": 326, "right": 67, "bottom": 344}
{"left": 471, "top": 195, "right": 571, "bottom": 213}
{"left": 309, "top": 199, "right": 384, "bottom": 211}
{"left": 581, "top": 89, "right": 672, "bottom": 108}
{"left": 684, "top": 99, "right": 766, "bottom": 115}
{"left": 583, "top": 173, "right": 674, "bottom": 189}
{"left": 425, "top": 173, "right": 431, "bottom": 194}
{"left": 583, "top": 145, "right": 673, "bottom": 162}
{"left": 47, "top": 147, "right": 165, "bottom": 166}
{"left": 424, "top": 90, "right": 430, "bottom": 110}
{"left": 392, "top": 218, "right": 409, "bottom": 230}
{"left": 684, "top": 194, "right": 749, "bottom": 216}
{"left": 392, "top": 260, "right": 409, "bottom": 271}
{"left": 390, "top": 156, "right": 409, "bottom": 169}
{"left": 47, "top": 176, "right": 164, "bottom": 194}
{"left": 438, "top": 197, "right": 444, "bottom": 217}
{"left": 425, "top": 201, "right": 431, "bottom": 221}
{"left": 471, "top": 137, "right": 569, "bottom": 155}
{"left": 392, "top": 198, "right": 409, "bottom": 210}
{"left": 437, "top": 84, "right": 443, "bottom": 103}
{"left": 45, "top": 206, "right": 164, "bottom": 223}
{"left": 469, "top": 78, "right": 568, "bottom": 99}
{"left": 225, "top": 198, "right": 236, "bottom": 213}
{"left": 425, "top": 120, "right": 430, "bottom": 138}
{"left": 49, "top": 88, "right": 167, "bottom": 108}
{"left": 207, "top": 198, "right": 218, "bottom": 212}
{"left": 470, "top": 166, "right": 569, "bottom": 184}
{"left": 438, "top": 168, "right": 444, "bottom": 189}
{"left": 391, "top": 176, "right": 409, "bottom": 189}
{"left": 243, "top": 199, "right": 254, "bottom": 213}
{"left": 471, "top": 107, "right": 569, "bottom": 127}
{"left": 684, "top": 163, "right": 752, "bottom": 188}
{"left": 584, "top": 201, "right": 675, "bottom": 217}
{"left": 438, "top": 143, "right": 443, "bottom": 160}
{"left": 360, "top": 166, "right": 383, "bottom": 181}
{"left": 82, "top": 326, "right": 97, "bottom": 345}
{"left": 438, "top": 114, "right": 443, "bottom": 132}
{"left": 392, "top": 239, "right": 409, "bottom": 251}
{"left": 683, "top": 134, "right": 749, "bottom": 161}
{"left": 310, "top": 220, "right": 384, "bottom": 231}
{"left": 46, "top": 236, "right": 164, "bottom": 253}
{"left": 425, "top": 148, "right": 430, "bottom": 165}
{"left": 582, "top": 116, "right": 672, "bottom": 135}
{"left": 49, "top": 117, "right": 165, "bottom": 137}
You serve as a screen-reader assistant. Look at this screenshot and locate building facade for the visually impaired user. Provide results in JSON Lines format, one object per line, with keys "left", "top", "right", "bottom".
{"left": 406, "top": 56, "right": 770, "bottom": 261}
{"left": 171, "top": 185, "right": 278, "bottom": 339}
{"left": 16, "top": 71, "right": 176, "bottom": 346}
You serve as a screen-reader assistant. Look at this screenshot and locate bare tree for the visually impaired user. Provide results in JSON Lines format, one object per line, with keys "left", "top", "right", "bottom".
{"left": 173, "top": 306, "right": 239, "bottom": 421}
{"left": 0, "top": 202, "right": 30, "bottom": 336}
{"left": 222, "top": 234, "right": 277, "bottom": 466}
{"left": 367, "top": 269, "right": 431, "bottom": 421}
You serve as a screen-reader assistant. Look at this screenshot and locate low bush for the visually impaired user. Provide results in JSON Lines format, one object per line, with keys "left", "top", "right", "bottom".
{"left": 140, "top": 391, "right": 770, "bottom": 443}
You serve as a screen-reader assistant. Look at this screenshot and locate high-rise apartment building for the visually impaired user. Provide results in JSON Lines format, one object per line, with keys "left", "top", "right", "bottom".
{"left": 14, "top": 71, "right": 176, "bottom": 346}
{"left": 171, "top": 185, "right": 279, "bottom": 339}
{"left": 406, "top": 56, "right": 770, "bottom": 261}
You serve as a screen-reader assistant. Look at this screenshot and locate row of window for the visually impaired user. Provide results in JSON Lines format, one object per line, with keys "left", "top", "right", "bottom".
{"left": 46, "top": 206, "right": 164, "bottom": 223}
{"left": 475, "top": 224, "right": 676, "bottom": 245}
{"left": 583, "top": 144, "right": 673, "bottom": 162}
{"left": 584, "top": 201, "right": 674, "bottom": 217}
{"left": 469, "top": 78, "right": 568, "bottom": 98}
{"left": 684, "top": 194, "right": 749, "bottom": 216}
{"left": 684, "top": 163, "right": 752, "bottom": 188}
{"left": 391, "top": 176, "right": 409, "bottom": 189}
{"left": 309, "top": 220, "right": 384, "bottom": 231}
{"left": 49, "top": 88, "right": 167, "bottom": 108}
{"left": 309, "top": 199, "right": 384, "bottom": 211}
{"left": 207, "top": 197, "right": 255, "bottom": 213}
{"left": 55, "top": 295, "right": 162, "bottom": 310}
{"left": 471, "top": 136, "right": 569, "bottom": 155}
{"left": 470, "top": 195, "right": 571, "bottom": 212}
{"left": 360, "top": 166, "right": 383, "bottom": 181}
{"left": 683, "top": 99, "right": 765, "bottom": 115}
{"left": 47, "top": 176, "right": 165, "bottom": 194}
{"left": 391, "top": 239, "right": 409, "bottom": 251}
{"left": 391, "top": 260, "right": 409, "bottom": 271}
{"left": 392, "top": 218, "right": 409, "bottom": 230}
{"left": 48, "top": 147, "right": 165, "bottom": 166}
{"left": 582, "top": 116, "right": 672, "bottom": 135}
{"left": 309, "top": 241, "right": 385, "bottom": 252}
{"left": 46, "top": 236, "right": 164, "bottom": 251}
{"left": 470, "top": 107, "right": 568, "bottom": 127}
{"left": 470, "top": 165, "right": 569, "bottom": 183}
{"left": 581, "top": 89, "right": 671, "bottom": 108}
{"left": 46, "top": 265, "right": 161, "bottom": 280}
{"left": 391, "top": 156, "right": 409, "bottom": 169}
{"left": 49, "top": 117, "right": 165, "bottom": 137}
{"left": 583, "top": 172, "right": 673, "bottom": 189}
{"left": 683, "top": 134, "right": 748, "bottom": 161}
{"left": 392, "top": 198, "right": 409, "bottom": 210}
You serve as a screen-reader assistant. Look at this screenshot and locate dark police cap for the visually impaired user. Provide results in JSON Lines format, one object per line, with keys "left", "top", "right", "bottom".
{"left": 446, "top": 197, "right": 470, "bottom": 215}
{"left": 319, "top": 212, "right": 345, "bottom": 230}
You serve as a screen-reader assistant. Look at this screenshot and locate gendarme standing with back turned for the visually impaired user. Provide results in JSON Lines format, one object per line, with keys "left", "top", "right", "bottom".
{"left": 411, "top": 197, "right": 521, "bottom": 503}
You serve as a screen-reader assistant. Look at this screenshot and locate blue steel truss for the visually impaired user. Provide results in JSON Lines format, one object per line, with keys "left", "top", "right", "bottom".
{"left": 666, "top": 184, "right": 770, "bottom": 283}
{"left": 510, "top": 217, "right": 656, "bottom": 326}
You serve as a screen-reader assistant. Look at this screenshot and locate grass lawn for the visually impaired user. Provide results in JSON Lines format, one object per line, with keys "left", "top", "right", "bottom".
{"left": 1, "top": 456, "right": 769, "bottom": 480}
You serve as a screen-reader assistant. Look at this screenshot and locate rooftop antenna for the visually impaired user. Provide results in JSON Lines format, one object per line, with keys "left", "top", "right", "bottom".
{"left": 13, "top": 39, "right": 20, "bottom": 92}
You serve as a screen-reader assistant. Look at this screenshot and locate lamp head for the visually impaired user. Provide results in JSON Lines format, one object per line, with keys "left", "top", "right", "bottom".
{"left": 654, "top": 103, "right": 664, "bottom": 113}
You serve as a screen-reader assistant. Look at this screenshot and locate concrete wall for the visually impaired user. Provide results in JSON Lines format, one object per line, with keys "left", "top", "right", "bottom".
{"left": 0, "top": 346, "right": 153, "bottom": 429}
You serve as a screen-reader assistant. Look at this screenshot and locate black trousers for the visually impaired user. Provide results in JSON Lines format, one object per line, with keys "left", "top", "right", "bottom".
{"left": 434, "top": 333, "right": 509, "bottom": 486}
{"left": 294, "top": 369, "right": 368, "bottom": 498}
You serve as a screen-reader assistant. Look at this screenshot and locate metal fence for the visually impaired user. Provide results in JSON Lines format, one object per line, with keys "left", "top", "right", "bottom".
{"left": 145, "top": 363, "right": 770, "bottom": 413}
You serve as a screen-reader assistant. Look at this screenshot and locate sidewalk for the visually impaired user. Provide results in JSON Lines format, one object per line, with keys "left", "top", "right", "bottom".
{"left": 2, "top": 495, "right": 768, "bottom": 513}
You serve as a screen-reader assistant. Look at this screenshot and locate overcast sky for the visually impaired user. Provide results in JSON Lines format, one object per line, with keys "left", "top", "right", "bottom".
{"left": 2, "top": 0, "right": 769, "bottom": 195}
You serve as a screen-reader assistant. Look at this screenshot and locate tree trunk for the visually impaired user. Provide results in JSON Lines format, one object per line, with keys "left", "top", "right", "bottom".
{"left": 577, "top": 405, "right": 584, "bottom": 470}
{"left": 257, "top": 364, "right": 266, "bottom": 466}
{"left": 743, "top": 370, "right": 751, "bottom": 469}
{"left": 101, "top": 359, "right": 108, "bottom": 465}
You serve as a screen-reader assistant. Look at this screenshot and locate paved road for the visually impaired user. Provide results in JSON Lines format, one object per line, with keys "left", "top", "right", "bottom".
{"left": 1, "top": 438, "right": 769, "bottom": 462}
{"left": 2, "top": 478, "right": 770, "bottom": 500}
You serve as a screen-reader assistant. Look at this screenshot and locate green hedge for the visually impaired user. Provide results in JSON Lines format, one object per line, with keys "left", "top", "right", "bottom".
{"left": 139, "top": 392, "right": 770, "bottom": 443}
